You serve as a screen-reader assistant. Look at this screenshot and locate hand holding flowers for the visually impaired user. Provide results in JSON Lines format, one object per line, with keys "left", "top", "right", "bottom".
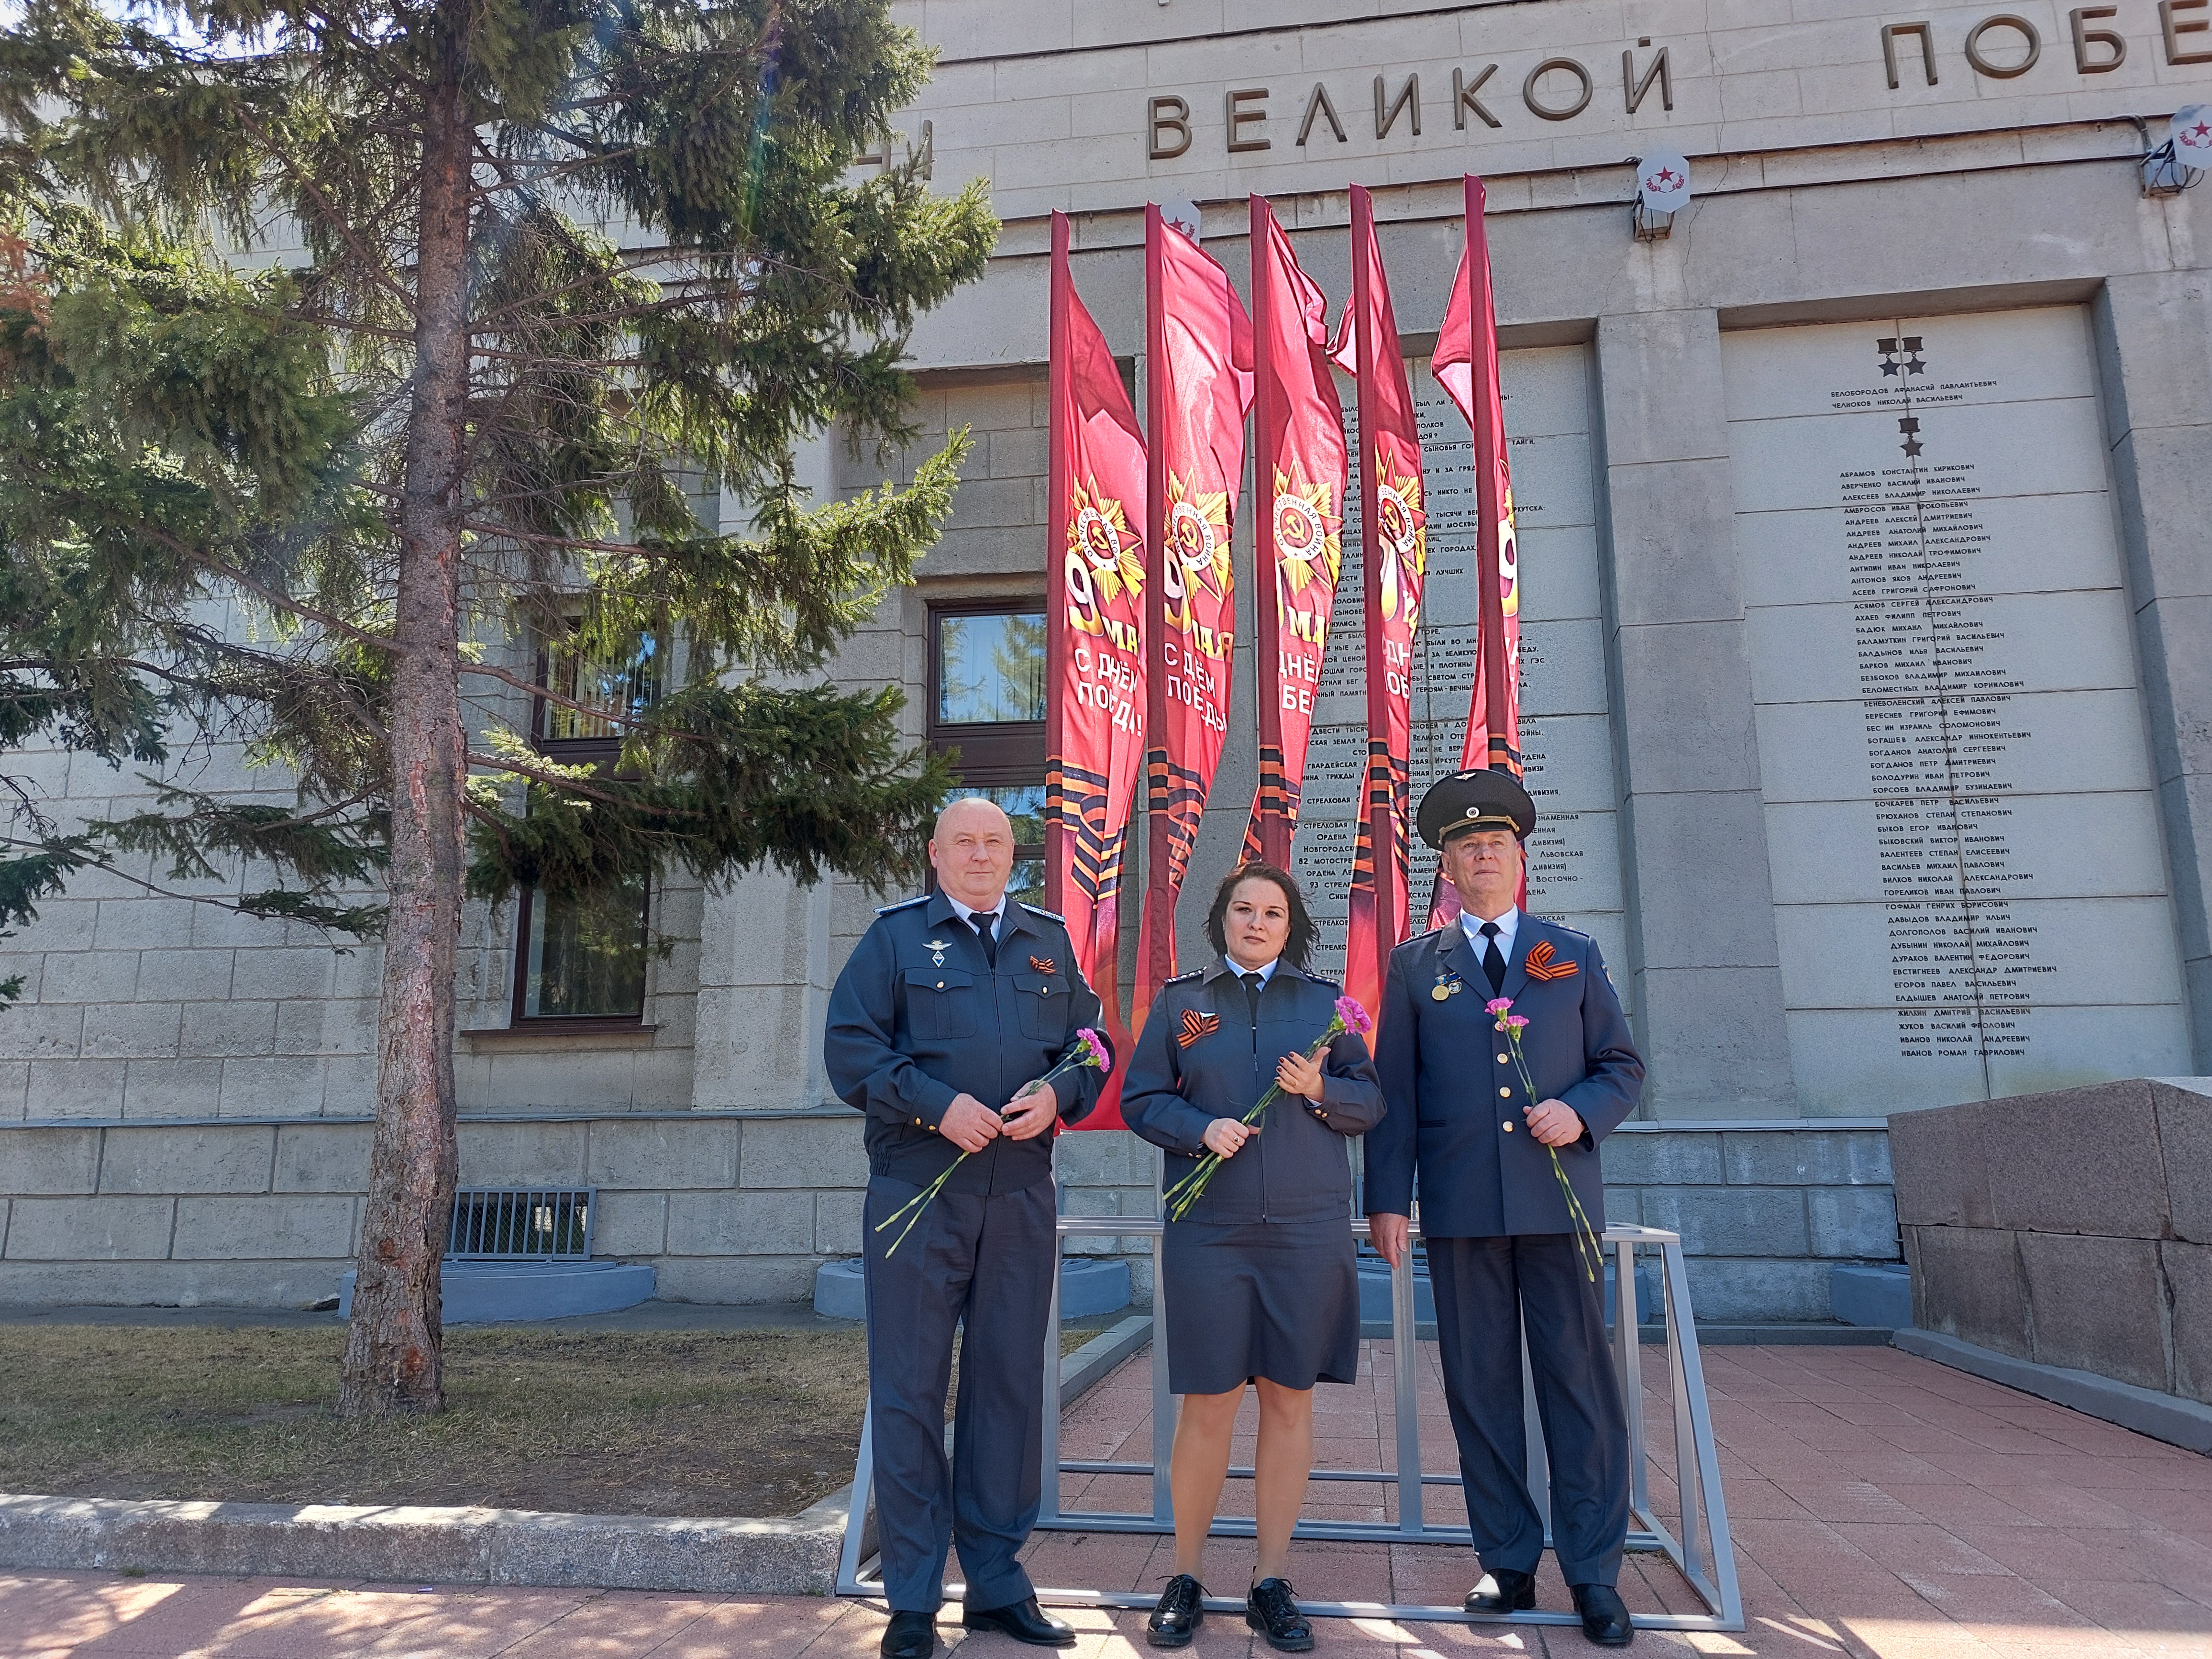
{"left": 1164, "top": 995, "right": 1372, "bottom": 1223}
{"left": 1488, "top": 996, "right": 1606, "bottom": 1283}
{"left": 1274, "top": 1046, "right": 1328, "bottom": 1101}
{"left": 876, "top": 1028, "right": 1111, "bottom": 1256}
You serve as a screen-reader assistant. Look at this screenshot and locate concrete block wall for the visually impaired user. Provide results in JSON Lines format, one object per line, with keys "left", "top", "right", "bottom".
{"left": 1892, "top": 1077, "right": 2212, "bottom": 1404}
{"left": 1601, "top": 1124, "right": 1899, "bottom": 1322}
{"left": 0, "top": 1111, "right": 1167, "bottom": 1309}
{"left": 0, "top": 1122, "right": 363, "bottom": 1306}
{"left": 0, "top": 1113, "right": 1895, "bottom": 1318}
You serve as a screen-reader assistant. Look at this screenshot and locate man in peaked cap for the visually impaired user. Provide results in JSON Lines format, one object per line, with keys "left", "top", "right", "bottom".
{"left": 824, "top": 797, "right": 1112, "bottom": 1659}
{"left": 1365, "top": 769, "right": 1645, "bottom": 1648}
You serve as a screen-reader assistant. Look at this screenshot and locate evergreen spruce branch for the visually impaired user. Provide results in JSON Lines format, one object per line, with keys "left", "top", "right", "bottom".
{"left": 231, "top": 888, "right": 387, "bottom": 934}
{"left": 0, "top": 834, "right": 94, "bottom": 930}
{"left": 0, "top": 831, "right": 384, "bottom": 937}
{"left": 222, "top": 105, "right": 428, "bottom": 321}
{"left": 90, "top": 786, "right": 387, "bottom": 887}
{"left": 170, "top": 543, "right": 404, "bottom": 659}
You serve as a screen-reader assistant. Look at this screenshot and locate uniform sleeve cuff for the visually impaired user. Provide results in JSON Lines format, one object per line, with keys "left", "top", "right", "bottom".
{"left": 912, "top": 1078, "right": 959, "bottom": 1130}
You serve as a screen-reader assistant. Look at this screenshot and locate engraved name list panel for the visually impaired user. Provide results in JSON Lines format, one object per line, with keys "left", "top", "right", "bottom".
{"left": 1726, "top": 308, "right": 2189, "bottom": 1113}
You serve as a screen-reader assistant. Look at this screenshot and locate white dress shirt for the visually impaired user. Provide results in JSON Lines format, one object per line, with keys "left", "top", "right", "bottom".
{"left": 1226, "top": 956, "right": 1279, "bottom": 985}
{"left": 946, "top": 895, "right": 1005, "bottom": 939}
{"left": 1460, "top": 905, "right": 1520, "bottom": 968}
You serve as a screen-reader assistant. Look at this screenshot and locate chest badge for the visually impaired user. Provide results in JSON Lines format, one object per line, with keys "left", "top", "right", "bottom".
{"left": 925, "top": 938, "right": 954, "bottom": 967}
{"left": 1029, "top": 955, "right": 1056, "bottom": 974}
{"left": 1178, "top": 1009, "right": 1221, "bottom": 1049}
{"left": 1525, "top": 940, "right": 1578, "bottom": 981}
{"left": 1432, "top": 972, "right": 1465, "bottom": 1002}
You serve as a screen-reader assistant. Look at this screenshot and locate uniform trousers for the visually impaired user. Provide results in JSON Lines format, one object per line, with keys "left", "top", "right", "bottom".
{"left": 862, "top": 1173, "right": 1056, "bottom": 1614}
{"left": 1427, "top": 1232, "right": 1630, "bottom": 1588}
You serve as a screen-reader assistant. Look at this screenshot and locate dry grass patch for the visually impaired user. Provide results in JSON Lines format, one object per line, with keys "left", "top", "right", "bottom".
{"left": 0, "top": 1324, "right": 870, "bottom": 1518}
{"left": 0, "top": 1322, "right": 1111, "bottom": 1519}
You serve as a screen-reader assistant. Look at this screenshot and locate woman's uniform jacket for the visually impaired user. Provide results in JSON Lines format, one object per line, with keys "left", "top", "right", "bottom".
{"left": 1122, "top": 957, "right": 1386, "bottom": 1222}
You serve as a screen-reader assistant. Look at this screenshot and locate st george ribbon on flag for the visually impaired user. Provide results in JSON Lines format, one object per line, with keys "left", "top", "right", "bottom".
{"left": 1428, "top": 174, "right": 1526, "bottom": 929}
{"left": 1333, "top": 183, "right": 1428, "bottom": 1033}
{"left": 1044, "top": 210, "right": 1148, "bottom": 1128}
{"left": 1242, "top": 195, "right": 1349, "bottom": 872}
{"left": 1135, "top": 203, "right": 1253, "bottom": 1024}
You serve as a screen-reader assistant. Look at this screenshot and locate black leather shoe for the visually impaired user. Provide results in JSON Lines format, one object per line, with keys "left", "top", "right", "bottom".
{"left": 1245, "top": 1578, "right": 1314, "bottom": 1653}
{"left": 1146, "top": 1573, "right": 1206, "bottom": 1648}
{"left": 963, "top": 1596, "right": 1077, "bottom": 1648}
{"left": 1571, "top": 1583, "right": 1634, "bottom": 1647}
{"left": 1464, "top": 1568, "right": 1537, "bottom": 1615}
{"left": 881, "top": 1611, "right": 937, "bottom": 1659}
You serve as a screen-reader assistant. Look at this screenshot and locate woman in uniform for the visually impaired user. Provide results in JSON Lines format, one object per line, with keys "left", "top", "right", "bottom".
{"left": 1121, "top": 862, "right": 1385, "bottom": 1652}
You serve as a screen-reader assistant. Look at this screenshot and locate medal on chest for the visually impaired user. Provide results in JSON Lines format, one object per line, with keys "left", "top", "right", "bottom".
{"left": 925, "top": 939, "right": 954, "bottom": 967}
{"left": 1432, "top": 970, "right": 1465, "bottom": 1002}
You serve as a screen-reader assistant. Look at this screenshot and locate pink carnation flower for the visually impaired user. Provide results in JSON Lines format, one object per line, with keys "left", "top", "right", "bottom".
{"left": 1077, "top": 1027, "right": 1111, "bottom": 1076}
{"left": 1506, "top": 1014, "right": 1529, "bottom": 1030}
{"left": 1333, "top": 995, "right": 1374, "bottom": 1036}
{"left": 1486, "top": 996, "right": 1514, "bottom": 1015}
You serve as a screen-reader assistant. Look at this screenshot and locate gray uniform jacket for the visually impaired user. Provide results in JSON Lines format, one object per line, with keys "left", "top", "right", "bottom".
{"left": 823, "top": 892, "right": 1109, "bottom": 1195}
{"left": 1122, "top": 957, "right": 1385, "bottom": 1225}
{"left": 1364, "top": 913, "right": 1642, "bottom": 1237}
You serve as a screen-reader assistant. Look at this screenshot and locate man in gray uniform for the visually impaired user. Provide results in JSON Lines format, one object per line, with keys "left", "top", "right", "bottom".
{"left": 1365, "top": 770, "right": 1645, "bottom": 1648}
{"left": 824, "top": 797, "right": 1110, "bottom": 1659}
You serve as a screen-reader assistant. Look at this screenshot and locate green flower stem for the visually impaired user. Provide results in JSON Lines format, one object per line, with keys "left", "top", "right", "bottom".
{"left": 876, "top": 1156, "right": 963, "bottom": 1256}
{"left": 1499, "top": 1023, "right": 1606, "bottom": 1284}
{"left": 876, "top": 1045, "right": 1106, "bottom": 1256}
{"left": 1164, "top": 1017, "right": 1345, "bottom": 1222}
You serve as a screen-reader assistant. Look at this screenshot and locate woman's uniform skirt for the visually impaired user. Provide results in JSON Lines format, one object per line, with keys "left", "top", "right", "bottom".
{"left": 1160, "top": 1216, "right": 1362, "bottom": 1395}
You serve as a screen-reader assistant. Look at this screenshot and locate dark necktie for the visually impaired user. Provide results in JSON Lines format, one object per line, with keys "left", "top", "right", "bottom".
{"left": 1480, "top": 922, "right": 1507, "bottom": 996}
{"left": 970, "top": 911, "right": 998, "bottom": 967}
{"left": 1241, "top": 971, "right": 1264, "bottom": 1016}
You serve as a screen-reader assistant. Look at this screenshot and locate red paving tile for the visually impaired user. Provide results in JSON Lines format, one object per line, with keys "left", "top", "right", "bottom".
{"left": 8, "top": 1343, "right": 2212, "bottom": 1657}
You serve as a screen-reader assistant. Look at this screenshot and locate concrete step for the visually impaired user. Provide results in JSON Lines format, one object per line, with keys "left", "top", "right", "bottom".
{"left": 337, "top": 1259, "right": 654, "bottom": 1323}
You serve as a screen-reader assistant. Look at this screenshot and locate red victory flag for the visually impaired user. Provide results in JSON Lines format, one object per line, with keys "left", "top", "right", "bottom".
{"left": 1045, "top": 213, "right": 1147, "bottom": 1109}
{"left": 1242, "top": 196, "right": 1349, "bottom": 870}
{"left": 1334, "top": 184, "right": 1427, "bottom": 1028}
{"left": 1136, "top": 204, "right": 1253, "bottom": 1022}
{"left": 1428, "top": 174, "right": 1524, "bottom": 929}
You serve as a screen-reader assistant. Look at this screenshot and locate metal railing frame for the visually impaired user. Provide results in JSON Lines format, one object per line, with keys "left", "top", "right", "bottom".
{"left": 836, "top": 1216, "right": 1742, "bottom": 1633}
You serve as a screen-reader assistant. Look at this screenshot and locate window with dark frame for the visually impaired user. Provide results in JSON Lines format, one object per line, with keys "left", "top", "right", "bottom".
{"left": 928, "top": 604, "right": 1048, "bottom": 912}
{"left": 509, "top": 625, "right": 659, "bottom": 1028}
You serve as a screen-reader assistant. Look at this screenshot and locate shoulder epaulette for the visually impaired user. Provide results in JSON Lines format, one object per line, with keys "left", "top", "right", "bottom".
{"left": 1536, "top": 917, "right": 1594, "bottom": 944}
{"left": 1399, "top": 927, "right": 1443, "bottom": 947}
{"left": 1018, "top": 901, "right": 1066, "bottom": 923}
{"left": 1165, "top": 968, "right": 1204, "bottom": 984}
{"left": 875, "top": 895, "right": 930, "bottom": 915}
{"left": 1308, "top": 974, "right": 1343, "bottom": 992}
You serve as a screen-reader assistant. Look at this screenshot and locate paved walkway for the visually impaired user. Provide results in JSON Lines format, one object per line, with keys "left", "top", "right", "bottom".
{"left": 4, "top": 1341, "right": 2208, "bottom": 1657}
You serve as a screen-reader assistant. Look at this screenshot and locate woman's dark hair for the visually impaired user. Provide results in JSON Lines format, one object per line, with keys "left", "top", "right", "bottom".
{"left": 1204, "top": 862, "right": 1316, "bottom": 971}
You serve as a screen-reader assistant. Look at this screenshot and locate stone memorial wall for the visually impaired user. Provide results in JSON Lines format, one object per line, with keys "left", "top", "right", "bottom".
{"left": 1289, "top": 345, "right": 1628, "bottom": 984}
{"left": 1727, "top": 307, "right": 2192, "bottom": 1115}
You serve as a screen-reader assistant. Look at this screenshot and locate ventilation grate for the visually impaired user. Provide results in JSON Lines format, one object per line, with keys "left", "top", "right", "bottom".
{"left": 446, "top": 1187, "right": 595, "bottom": 1261}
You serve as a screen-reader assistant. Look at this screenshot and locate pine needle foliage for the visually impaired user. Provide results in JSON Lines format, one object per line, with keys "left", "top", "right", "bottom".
{"left": 0, "top": 0, "right": 993, "bottom": 1413}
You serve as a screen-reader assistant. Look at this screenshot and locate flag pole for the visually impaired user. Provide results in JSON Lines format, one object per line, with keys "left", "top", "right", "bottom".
{"left": 1353, "top": 184, "right": 1396, "bottom": 1016}
{"left": 1139, "top": 206, "right": 1172, "bottom": 1018}
{"left": 1045, "top": 210, "right": 1071, "bottom": 918}
{"left": 1464, "top": 176, "right": 1514, "bottom": 776}
{"left": 1250, "top": 195, "right": 1287, "bottom": 868}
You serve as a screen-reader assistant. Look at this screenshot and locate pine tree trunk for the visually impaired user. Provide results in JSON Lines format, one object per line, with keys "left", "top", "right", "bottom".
{"left": 337, "top": 52, "right": 474, "bottom": 1417}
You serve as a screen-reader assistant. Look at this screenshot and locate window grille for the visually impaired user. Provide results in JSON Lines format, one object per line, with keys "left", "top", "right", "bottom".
{"left": 447, "top": 1187, "right": 596, "bottom": 1261}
